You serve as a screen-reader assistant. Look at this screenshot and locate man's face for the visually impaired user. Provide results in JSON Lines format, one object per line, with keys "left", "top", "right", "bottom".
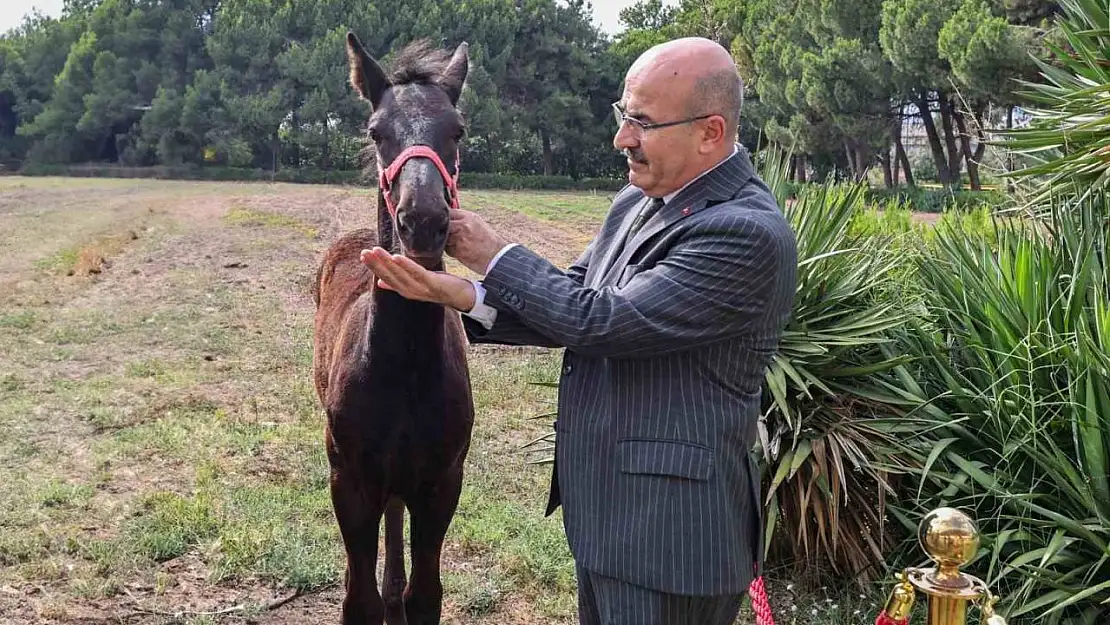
{"left": 612, "top": 67, "right": 702, "bottom": 198}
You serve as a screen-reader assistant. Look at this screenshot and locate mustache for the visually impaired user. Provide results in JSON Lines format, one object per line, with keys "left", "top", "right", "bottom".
{"left": 623, "top": 148, "right": 648, "bottom": 164}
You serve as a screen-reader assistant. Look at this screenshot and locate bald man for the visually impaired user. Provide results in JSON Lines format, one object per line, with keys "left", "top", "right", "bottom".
{"left": 361, "top": 37, "right": 797, "bottom": 625}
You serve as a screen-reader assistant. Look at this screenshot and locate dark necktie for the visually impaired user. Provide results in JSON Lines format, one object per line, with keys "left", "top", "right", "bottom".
{"left": 628, "top": 197, "right": 665, "bottom": 238}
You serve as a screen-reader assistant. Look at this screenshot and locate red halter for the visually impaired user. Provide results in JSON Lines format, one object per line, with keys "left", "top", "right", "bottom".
{"left": 377, "top": 145, "right": 460, "bottom": 218}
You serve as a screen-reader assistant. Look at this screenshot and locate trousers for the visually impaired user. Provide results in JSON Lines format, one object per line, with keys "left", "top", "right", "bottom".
{"left": 576, "top": 564, "right": 745, "bottom": 625}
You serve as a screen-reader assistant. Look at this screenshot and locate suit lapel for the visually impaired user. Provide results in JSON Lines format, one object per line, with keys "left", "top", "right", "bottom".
{"left": 597, "top": 146, "right": 756, "bottom": 287}
{"left": 588, "top": 193, "right": 652, "bottom": 288}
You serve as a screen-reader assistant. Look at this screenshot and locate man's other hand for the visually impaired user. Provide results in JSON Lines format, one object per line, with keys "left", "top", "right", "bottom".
{"left": 360, "top": 247, "right": 477, "bottom": 311}
{"left": 447, "top": 209, "right": 508, "bottom": 275}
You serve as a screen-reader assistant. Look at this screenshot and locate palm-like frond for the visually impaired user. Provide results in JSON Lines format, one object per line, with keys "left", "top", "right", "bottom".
{"left": 757, "top": 146, "right": 924, "bottom": 584}
{"left": 901, "top": 195, "right": 1110, "bottom": 624}
{"left": 996, "top": 0, "right": 1110, "bottom": 206}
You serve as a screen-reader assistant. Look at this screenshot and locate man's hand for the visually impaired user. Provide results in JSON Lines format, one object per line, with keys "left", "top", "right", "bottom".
{"left": 360, "top": 247, "right": 477, "bottom": 311}
{"left": 447, "top": 209, "right": 509, "bottom": 275}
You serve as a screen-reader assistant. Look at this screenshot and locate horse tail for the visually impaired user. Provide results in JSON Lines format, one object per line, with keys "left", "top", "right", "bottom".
{"left": 382, "top": 496, "right": 407, "bottom": 615}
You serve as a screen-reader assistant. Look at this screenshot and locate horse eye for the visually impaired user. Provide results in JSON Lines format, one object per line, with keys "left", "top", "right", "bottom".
{"left": 368, "top": 128, "right": 382, "bottom": 143}
{"left": 454, "top": 128, "right": 466, "bottom": 142}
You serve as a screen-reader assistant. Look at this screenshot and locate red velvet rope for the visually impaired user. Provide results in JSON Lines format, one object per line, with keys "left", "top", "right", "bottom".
{"left": 875, "top": 612, "right": 909, "bottom": 625}
{"left": 749, "top": 576, "right": 776, "bottom": 625}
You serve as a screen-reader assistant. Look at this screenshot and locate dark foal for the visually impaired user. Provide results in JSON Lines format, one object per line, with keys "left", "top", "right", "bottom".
{"left": 312, "top": 34, "right": 474, "bottom": 625}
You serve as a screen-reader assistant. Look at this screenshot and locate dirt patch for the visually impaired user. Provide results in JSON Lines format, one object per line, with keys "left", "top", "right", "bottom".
{"left": 70, "top": 230, "right": 141, "bottom": 277}
{"left": 0, "top": 179, "right": 595, "bottom": 625}
{"left": 474, "top": 205, "right": 590, "bottom": 269}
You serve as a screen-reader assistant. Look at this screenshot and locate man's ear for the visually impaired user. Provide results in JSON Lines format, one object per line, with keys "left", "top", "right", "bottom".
{"left": 699, "top": 115, "right": 728, "bottom": 153}
{"left": 346, "top": 32, "right": 388, "bottom": 109}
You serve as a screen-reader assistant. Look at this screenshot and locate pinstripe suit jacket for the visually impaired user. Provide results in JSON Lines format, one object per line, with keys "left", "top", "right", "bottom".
{"left": 463, "top": 147, "right": 797, "bottom": 597}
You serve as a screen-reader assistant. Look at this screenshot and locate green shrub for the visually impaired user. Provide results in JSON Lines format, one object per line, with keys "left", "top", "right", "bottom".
{"left": 14, "top": 163, "right": 626, "bottom": 191}
{"left": 760, "top": 180, "right": 924, "bottom": 584}
{"left": 457, "top": 172, "right": 625, "bottom": 191}
{"left": 864, "top": 187, "right": 1008, "bottom": 213}
{"left": 897, "top": 197, "right": 1110, "bottom": 624}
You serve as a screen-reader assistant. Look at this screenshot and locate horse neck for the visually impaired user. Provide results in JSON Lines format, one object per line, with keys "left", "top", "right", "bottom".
{"left": 376, "top": 192, "right": 397, "bottom": 254}
{"left": 370, "top": 192, "right": 448, "bottom": 355}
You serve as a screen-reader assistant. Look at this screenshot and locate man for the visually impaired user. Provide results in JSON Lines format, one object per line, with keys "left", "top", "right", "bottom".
{"left": 361, "top": 37, "right": 797, "bottom": 625}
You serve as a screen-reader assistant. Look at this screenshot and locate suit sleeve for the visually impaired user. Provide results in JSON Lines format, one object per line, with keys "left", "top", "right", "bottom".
{"left": 478, "top": 213, "right": 793, "bottom": 358}
{"left": 463, "top": 236, "right": 597, "bottom": 347}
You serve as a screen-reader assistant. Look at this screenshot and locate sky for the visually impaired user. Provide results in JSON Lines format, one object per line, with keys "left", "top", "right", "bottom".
{"left": 1, "top": 0, "right": 63, "bottom": 34}
{"left": 2, "top": 0, "right": 672, "bottom": 38}
{"left": 591, "top": 0, "right": 680, "bottom": 34}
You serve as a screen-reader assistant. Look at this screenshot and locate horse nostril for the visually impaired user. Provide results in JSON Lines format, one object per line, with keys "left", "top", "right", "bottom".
{"left": 397, "top": 213, "right": 413, "bottom": 237}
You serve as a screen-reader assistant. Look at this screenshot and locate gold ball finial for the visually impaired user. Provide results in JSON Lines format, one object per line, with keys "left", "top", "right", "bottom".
{"left": 918, "top": 507, "right": 979, "bottom": 585}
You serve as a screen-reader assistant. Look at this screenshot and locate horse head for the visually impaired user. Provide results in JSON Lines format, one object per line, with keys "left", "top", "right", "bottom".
{"left": 346, "top": 33, "right": 469, "bottom": 267}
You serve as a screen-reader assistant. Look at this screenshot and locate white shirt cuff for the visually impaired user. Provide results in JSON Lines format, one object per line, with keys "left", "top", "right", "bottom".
{"left": 461, "top": 279, "right": 497, "bottom": 330}
{"left": 460, "top": 243, "right": 516, "bottom": 330}
{"left": 485, "top": 243, "right": 519, "bottom": 276}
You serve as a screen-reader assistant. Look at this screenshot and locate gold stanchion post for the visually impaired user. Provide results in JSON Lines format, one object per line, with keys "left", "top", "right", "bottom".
{"left": 874, "top": 507, "right": 1007, "bottom": 625}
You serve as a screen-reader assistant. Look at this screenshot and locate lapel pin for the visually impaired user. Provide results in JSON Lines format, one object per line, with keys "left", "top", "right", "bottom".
{"left": 681, "top": 207, "right": 691, "bottom": 215}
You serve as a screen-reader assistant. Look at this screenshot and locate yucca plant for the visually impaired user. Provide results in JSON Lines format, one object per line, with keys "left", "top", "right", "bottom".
{"left": 997, "top": 0, "right": 1110, "bottom": 205}
{"left": 898, "top": 196, "right": 1110, "bottom": 624}
{"left": 756, "top": 147, "right": 927, "bottom": 584}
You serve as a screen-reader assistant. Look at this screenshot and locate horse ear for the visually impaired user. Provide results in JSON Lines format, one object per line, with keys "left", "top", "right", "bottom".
{"left": 440, "top": 42, "right": 469, "bottom": 105}
{"left": 346, "top": 32, "right": 388, "bottom": 109}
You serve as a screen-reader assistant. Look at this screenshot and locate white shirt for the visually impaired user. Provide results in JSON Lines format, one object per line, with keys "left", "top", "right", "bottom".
{"left": 463, "top": 145, "right": 740, "bottom": 330}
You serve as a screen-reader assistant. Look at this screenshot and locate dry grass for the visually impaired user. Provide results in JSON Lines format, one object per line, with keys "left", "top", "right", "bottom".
{"left": 0, "top": 176, "right": 894, "bottom": 625}
{"left": 0, "top": 177, "right": 612, "bottom": 625}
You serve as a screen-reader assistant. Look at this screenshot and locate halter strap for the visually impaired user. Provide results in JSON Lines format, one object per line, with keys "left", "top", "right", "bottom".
{"left": 377, "top": 145, "right": 461, "bottom": 218}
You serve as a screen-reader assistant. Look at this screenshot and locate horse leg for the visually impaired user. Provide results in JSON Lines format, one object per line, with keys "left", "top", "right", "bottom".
{"left": 382, "top": 496, "right": 407, "bottom": 625}
{"left": 331, "top": 469, "right": 386, "bottom": 625}
{"left": 403, "top": 468, "right": 464, "bottom": 625}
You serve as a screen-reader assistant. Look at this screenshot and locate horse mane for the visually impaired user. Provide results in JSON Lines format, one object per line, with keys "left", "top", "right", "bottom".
{"left": 357, "top": 39, "right": 461, "bottom": 178}
{"left": 386, "top": 40, "right": 455, "bottom": 88}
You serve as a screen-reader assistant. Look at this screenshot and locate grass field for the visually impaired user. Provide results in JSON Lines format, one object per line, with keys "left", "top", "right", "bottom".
{"left": 0, "top": 177, "right": 889, "bottom": 625}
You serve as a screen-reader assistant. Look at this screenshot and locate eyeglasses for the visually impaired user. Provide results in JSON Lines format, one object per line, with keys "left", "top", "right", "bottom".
{"left": 612, "top": 102, "right": 715, "bottom": 133}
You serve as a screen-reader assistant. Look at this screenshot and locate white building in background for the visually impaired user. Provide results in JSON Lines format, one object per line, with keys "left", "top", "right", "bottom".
{"left": 899, "top": 102, "right": 1032, "bottom": 149}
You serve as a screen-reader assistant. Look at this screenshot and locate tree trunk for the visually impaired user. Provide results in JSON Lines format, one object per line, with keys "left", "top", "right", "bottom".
{"left": 890, "top": 116, "right": 901, "bottom": 185}
{"left": 891, "top": 140, "right": 901, "bottom": 185}
{"left": 917, "top": 93, "right": 951, "bottom": 184}
{"left": 290, "top": 112, "right": 300, "bottom": 168}
{"left": 541, "top": 130, "right": 553, "bottom": 176}
{"left": 797, "top": 154, "right": 808, "bottom": 182}
{"left": 881, "top": 150, "right": 894, "bottom": 188}
{"left": 971, "top": 110, "right": 988, "bottom": 189}
{"left": 788, "top": 156, "right": 797, "bottom": 182}
{"left": 954, "top": 108, "right": 984, "bottom": 191}
{"left": 1006, "top": 105, "right": 1015, "bottom": 174}
{"left": 270, "top": 135, "right": 281, "bottom": 180}
{"left": 895, "top": 132, "right": 914, "bottom": 188}
{"left": 854, "top": 145, "right": 868, "bottom": 183}
{"left": 938, "top": 95, "right": 963, "bottom": 187}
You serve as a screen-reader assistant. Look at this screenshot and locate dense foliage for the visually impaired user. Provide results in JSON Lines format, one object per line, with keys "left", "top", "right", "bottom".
{"left": 0, "top": 0, "right": 1058, "bottom": 186}
{"left": 755, "top": 1, "right": 1110, "bottom": 620}
{"left": 0, "top": 0, "right": 625, "bottom": 178}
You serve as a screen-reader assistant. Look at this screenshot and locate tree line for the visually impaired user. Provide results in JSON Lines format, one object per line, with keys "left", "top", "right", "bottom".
{"left": 0, "top": 0, "right": 1060, "bottom": 187}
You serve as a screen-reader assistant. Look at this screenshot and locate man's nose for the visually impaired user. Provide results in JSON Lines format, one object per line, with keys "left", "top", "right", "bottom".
{"left": 613, "top": 122, "right": 637, "bottom": 151}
